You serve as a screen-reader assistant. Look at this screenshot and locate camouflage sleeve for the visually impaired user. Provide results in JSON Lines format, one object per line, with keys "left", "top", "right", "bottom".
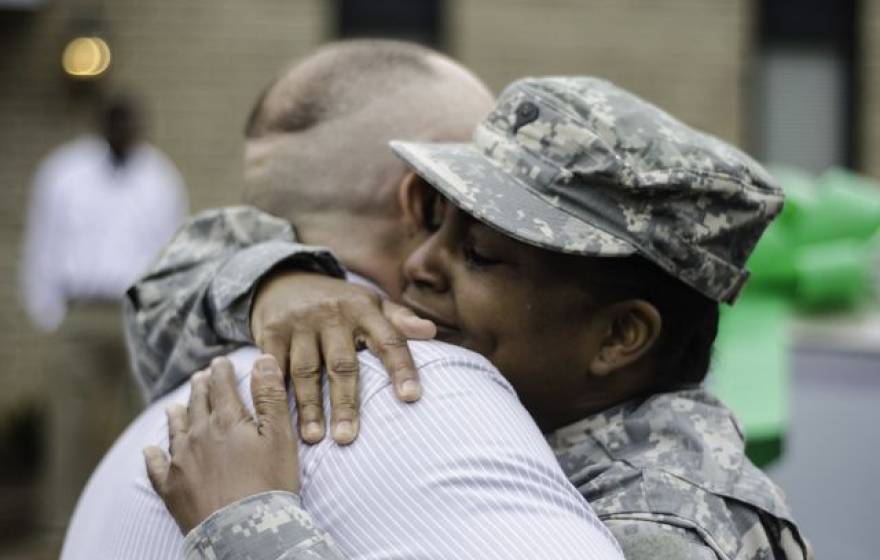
{"left": 604, "top": 519, "right": 718, "bottom": 560}
{"left": 725, "top": 502, "right": 814, "bottom": 560}
{"left": 183, "top": 491, "right": 346, "bottom": 560}
{"left": 125, "top": 206, "right": 346, "bottom": 401}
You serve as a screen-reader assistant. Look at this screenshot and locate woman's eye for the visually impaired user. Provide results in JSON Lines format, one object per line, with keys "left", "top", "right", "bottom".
{"left": 463, "top": 238, "right": 500, "bottom": 268}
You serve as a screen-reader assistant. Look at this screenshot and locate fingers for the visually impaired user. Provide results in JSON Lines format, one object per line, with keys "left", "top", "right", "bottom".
{"left": 143, "top": 446, "right": 170, "bottom": 496}
{"left": 251, "top": 355, "right": 294, "bottom": 439}
{"left": 321, "top": 326, "right": 359, "bottom": 445}
{"left": 383, "top": 300, "right": 437, "bottom": 340}
{"left": 258, "top": 328, "right": 291, "bottom": 379}
{"left": 289, "top": 333, "right": 325, "bottom": 443}
{"left": 207, "top": 357, "right": 249, "bottom": 425}
{"left": 166, "top": 403, "right": 188, "bottom": 455}
{"left": 362, "top": 309, "right": 422, "bottom": 403}
{"left": 188, "top": 370, "right": 210, "bottom": 424}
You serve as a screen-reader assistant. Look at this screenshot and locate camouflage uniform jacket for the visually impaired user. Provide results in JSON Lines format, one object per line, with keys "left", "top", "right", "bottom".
{"left": 549, "top": 388, "right": 813, "bottom": 560}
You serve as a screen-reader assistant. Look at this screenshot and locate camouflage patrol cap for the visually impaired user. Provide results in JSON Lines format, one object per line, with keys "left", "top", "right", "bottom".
{"left": 390, "top": 76, "right": 784, "bottom": 303}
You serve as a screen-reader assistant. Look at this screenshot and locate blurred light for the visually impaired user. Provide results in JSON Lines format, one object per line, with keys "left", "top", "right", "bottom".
{"left": 61, "top": 37, "right": 111, "bottom": 78}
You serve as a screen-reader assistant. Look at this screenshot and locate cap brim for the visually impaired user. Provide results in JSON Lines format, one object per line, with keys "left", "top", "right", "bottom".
{"left": 390, "top": 140, "right": 636, "bottom": 257}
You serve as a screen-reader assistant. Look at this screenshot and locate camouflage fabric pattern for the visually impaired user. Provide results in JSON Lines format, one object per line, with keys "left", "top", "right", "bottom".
{"left": 549, "top": 387, "right": 813, "bottom": 560}
{"left": 184, "top": 491, "right": 346, "bottom": 560}
{"left": 125, "top": 205, "right": 345, "bottom": 401}
{"left": 391, "top": 76, "right": 785, "bottom": 303}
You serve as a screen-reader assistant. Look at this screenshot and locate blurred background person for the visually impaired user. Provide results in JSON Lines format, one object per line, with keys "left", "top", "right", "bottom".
{"left": 21, "top": 95, "right": 187, "bottom": 332}
{"left": 18, "top": 94, "right": 188, "bottom": 540}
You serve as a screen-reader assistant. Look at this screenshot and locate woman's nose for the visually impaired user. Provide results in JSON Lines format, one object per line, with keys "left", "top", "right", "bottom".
{"left": 402, "top": 232, "right": 450, "bottom": 293}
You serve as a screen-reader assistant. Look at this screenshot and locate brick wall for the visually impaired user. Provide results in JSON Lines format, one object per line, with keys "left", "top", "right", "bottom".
{"left": 449, "top": 0, "right": 754, "bottom": 145}
{"left": 0, "top": 0, "right": 328, "bottom": 413}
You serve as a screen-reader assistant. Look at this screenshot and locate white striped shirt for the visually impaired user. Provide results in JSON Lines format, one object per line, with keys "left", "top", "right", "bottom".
{"left": 61, "top": 343, "right": 622, "bottom": 559}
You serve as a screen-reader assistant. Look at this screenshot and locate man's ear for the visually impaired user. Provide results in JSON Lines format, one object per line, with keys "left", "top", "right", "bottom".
{"left": 397, "top": 172, "right": 434, "bottom": 236}
{"left": 589, "top": 300, "right": 662, "bottom": 377}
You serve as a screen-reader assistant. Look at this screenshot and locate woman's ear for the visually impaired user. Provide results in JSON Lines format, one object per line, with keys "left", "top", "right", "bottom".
{"left": 589, "top": 300, "right": 662, "bottom": 377}
{"left": 397, "top": 172, "right": 434, "bottom": 236}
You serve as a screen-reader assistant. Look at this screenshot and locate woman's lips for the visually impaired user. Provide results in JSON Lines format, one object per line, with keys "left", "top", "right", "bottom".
{"left": 400, "top": 297, "right": 461, "bottom": 343}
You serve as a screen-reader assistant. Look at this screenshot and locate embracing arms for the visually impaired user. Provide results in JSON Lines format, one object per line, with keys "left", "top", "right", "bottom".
{"left": 125, "top": 205, "right": 432, "bottom": 442}
{"left": 146, "top": 351, "right": 624, "bottom": 560}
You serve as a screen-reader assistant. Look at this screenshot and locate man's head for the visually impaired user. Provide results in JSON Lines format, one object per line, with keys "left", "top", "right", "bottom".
{"left": 394, "top": 76, "right": 783, "bottom": 428}
{"left": 100, "top": 94, "right": 142, "bottom": 167}
{"left": 241, "top": 40, "right": 493, "bottom": 297}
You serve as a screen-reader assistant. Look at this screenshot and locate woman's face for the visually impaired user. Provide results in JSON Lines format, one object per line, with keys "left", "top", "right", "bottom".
{"left": 400, "top": 193, "right": 607, "bottom": 425}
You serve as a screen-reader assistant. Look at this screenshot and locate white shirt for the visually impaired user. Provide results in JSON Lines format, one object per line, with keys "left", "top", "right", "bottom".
{"left": 20, "top": 136, "right": 188, "bottom": 331}
{"left": 62, "top": 343, "right": 623, "bottom": 559}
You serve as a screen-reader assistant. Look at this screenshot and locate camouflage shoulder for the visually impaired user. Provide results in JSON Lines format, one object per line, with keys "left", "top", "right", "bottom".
{"left": 600, "top": 500, "right": 812, "bottom": 560}
{"left": 191, "top": 205, "right": 296, "bottom": 241}
{"left": 603, "top": 518, "right": 717, "bottom": 560}
{"left": 184, "top": 491, "right": 346, "bottom": 560}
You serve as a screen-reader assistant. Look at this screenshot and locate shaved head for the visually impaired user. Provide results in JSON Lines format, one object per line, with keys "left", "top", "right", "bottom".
{"left": 242, "top": 40, "right": 493, "bottom": 246}
{"left": 244, "top": 42, "right": 435, "bottom": 139}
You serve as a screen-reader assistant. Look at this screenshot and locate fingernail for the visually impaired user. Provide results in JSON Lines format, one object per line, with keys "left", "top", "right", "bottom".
{"left": 399, "top": 379, "right": 421, "bottom": 401}
{"left": 258, "top": 361, "right": 276, "bottom": 375}
{"left": 412, "top": 318, "right": 437, "bottom": 338}
{"left": 303, "top": 422, "right": 324, "bottom": 442}
{"left": 334, "top": 421, "right": 355, "bottom": 443}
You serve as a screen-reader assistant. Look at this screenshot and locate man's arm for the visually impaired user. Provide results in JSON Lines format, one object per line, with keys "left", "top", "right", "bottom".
{"left": 125, "top": 205, "right": 345, "bottom": 401}
{"left": 20, "top": 160, "right": 66, "bottom": 332}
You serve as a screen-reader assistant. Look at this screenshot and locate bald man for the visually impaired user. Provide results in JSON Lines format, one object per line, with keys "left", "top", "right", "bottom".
{"left": 128, "top": 39, "right": 493, "bottom": 408}
{"left": 61, "top": 41, "right": 622, "bottom": 560}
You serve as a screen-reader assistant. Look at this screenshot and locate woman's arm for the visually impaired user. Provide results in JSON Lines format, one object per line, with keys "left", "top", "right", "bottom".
{"left": 144, "top": 356, "right": 347, "bottom": 560}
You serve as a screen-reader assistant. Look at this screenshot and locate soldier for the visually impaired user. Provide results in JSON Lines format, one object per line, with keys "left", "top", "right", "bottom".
{"left": 141, "top": 76, "right": 813, "bottom": 559}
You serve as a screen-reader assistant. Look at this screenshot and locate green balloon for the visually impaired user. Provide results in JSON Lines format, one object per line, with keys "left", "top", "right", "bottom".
{"left": 794, "top": 239, "right": 871, "bottom": 309}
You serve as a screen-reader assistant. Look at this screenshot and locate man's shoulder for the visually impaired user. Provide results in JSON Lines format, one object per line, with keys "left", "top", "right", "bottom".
{"left": 361, "top": 340, "right": 514, "bottom": 398}
{"left": 366, "top": 339, "right": 498, "bottom": 374}
{"left": 36, "top": 136, "right": 106, "bottom": 187}
{"left": 45, "top": 135, "right": 104, "bottom": 162}
{"left": 226, "top": 341, "right": 513, "bottom": 407}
